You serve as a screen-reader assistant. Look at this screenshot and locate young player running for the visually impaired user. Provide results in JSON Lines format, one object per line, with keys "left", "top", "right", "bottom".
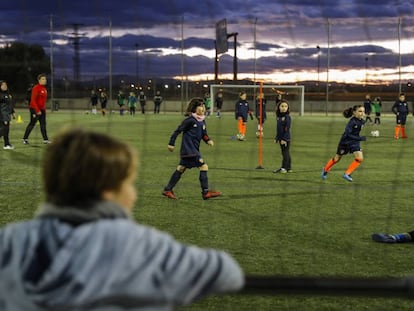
{"left": 321, "top": 105, "right": 366, "bottom": 182}
{"left": 235, "top": 91, "right": 253, "bottom": 141}
{"left": 162, "top": 99, "right": 221, "bottom": 200}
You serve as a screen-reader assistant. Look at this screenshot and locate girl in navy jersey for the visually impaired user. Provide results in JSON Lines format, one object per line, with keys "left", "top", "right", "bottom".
{"left": 162, "top": 99, "right": 221, "bottom": 200}
{"left": 321, "top": 105, "right": 366, "bottom": 182}
{"left": 392, "top": 92, "right": 409, "bottom": 139}
{"left": 273, "top": 100, "right": 291, "bottom": 173}
{"left": 234, "top": 91, "right": 253, "bottom": 141}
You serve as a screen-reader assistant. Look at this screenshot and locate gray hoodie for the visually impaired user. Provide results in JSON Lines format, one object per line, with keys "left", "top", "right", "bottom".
{"left": 0, "top": 201, "right": 244, "bottom": 310}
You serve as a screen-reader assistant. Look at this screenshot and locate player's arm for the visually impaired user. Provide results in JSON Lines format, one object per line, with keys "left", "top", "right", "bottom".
{"left": 202, "top": 127, "right": 213, "bottom": 146}
{"left": 391, "top": 102, "right": 398, "bottom": 115}
{"left": 30, "top": 86, "right": 41, "bottom": 114}
{"left": 168, "top": 118, "right": 192, "bottom": 148}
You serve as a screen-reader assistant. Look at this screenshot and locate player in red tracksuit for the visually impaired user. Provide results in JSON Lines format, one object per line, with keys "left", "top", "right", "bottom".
{"left": 23, "top": 73, "right": 50, "bottom": 144}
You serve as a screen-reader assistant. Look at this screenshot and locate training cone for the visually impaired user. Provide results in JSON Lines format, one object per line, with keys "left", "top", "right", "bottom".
{"left": 17, "top": 115, "right": 23, "bottom": 124}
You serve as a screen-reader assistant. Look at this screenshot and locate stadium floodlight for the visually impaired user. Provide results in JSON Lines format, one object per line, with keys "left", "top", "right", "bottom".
{"left": 216, "top": 19, "right": 228, "bottom": 55}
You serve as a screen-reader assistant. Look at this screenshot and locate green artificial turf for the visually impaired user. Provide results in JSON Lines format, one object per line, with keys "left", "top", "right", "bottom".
{"left": 1, "top": 109, "right": 414, "bottom": 310}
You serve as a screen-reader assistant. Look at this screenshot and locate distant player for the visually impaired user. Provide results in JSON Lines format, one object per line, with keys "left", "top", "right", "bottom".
{"left": 363, "top": 94, "right": 372, "bottom": 123}
{"left": 321, "top": 105, "right": 366, "bottom": 182}
{"left": 235, "top": 91, "right": 253, "bottom": 141}
{"left": 153, "top": 90, "right": 163, "bottom": 114}
{"left": 138, "top": 91, "right": 146, "bottom": 114}
{"left": 392, "top": 92, "right": 409, "bottom": 139}
{"left": 204, "top": 92, "right": 211, "bottom": 117}
{"left": 162, "top": 99, "right": 221, "bottom": 200}
{"left": 215, "top": 90, "right": 223, "bottom": 118}
{"left": 372, "top": 96, "right": 382, "bottom": 125}
{"left": 0, "top": 80, "right": 15, "bottom": 149}
{"left": 273, "top": 100, "right": 292, "bottom": 173}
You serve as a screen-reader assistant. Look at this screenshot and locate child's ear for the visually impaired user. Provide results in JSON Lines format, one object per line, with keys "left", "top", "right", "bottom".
{"left": 102, "top": 189, "right": 114, "bottom": 201}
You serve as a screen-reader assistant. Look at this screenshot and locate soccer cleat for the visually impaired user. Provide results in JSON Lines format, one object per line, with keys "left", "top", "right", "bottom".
{"left": 273, "top": 168, "right": 287, "bottom": 174}
{"left": 43, "top": 140, "right": 51, "bottom": 144}
{"left": 202, "top": 190, "right": 221, "bottom": 200}
{"left": 162, "top": 190, "right": 177, "bottom": 200}
{"left": 342, "top": 173, "right": 353, "bottom": 182}
{"left": 22, "top": 139, "right": 29, "bottom": 145}
{"left": 321, "top": 167, "right": 328, "bottom": 180}
{"left": 372, "top": 233, "right": 397, "bottom": 243}
{"left": 3, "top": 145, "right": 14, "bottom": 150}
{"left": 402, "top": 136, "right": 408, "bottom": 139}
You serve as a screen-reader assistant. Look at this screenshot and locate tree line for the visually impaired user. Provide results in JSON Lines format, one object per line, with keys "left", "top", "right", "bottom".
{"left": 0, "top": 42, "right": 50, "bottom": 95}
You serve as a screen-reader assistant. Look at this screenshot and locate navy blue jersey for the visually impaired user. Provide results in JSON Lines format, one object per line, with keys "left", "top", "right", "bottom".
{"left": 339, "top": 117, "right": 365, "bottom": 145}
{"left": 363, "top": 99, "right": 372, "bottom": 114}
{"left": 169, "top": 116, "right": 209, "bottom": 158}
{"left": 235, "top": 99, "right": 251, "bottom": 121}
{"left": 392, "top": 100, "right": 409, "bottom": 115}
{"left": 275, "top": 113, "right": 291, "bottom": 142}
{"left": 0, "top": 90, "right": 13, "bottom": 122}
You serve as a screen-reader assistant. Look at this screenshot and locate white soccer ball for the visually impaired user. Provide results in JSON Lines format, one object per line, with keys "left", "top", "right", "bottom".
{"left": 370, "top": 130, "right": 380, "bottom": 137}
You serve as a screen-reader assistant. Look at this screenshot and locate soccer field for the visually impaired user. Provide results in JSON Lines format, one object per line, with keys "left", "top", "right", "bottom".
{"left": 2, "top": 109, "right": 414, "bottom": 310}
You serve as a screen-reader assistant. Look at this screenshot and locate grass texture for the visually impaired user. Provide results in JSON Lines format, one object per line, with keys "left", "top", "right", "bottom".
{"left": 1, "top": 109, "right": 414, "bottom": 310}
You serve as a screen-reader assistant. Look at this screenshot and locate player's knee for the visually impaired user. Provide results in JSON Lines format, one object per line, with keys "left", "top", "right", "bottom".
{"left": 176, "top": 165, "right": 186, "bottom": 173}
{"left": 355, "top": 157, "right": 363, "bottom": 163}
{"left": 200, "top": 164, "right": 208, "bottom": 171}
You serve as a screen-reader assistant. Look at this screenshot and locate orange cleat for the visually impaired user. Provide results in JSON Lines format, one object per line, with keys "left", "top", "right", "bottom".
{"left": 202, "top": 191, "right": 221, "bottom": 200}
{"left": 162, "top": 190, "right": 177, "bottom": 200}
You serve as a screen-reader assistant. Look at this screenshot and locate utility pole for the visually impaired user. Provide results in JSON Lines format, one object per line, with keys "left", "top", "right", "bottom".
{"left": 69, "top": 23, "right": 85, "bottom": 82}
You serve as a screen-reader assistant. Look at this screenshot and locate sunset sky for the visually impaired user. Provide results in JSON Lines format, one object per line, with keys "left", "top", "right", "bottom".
{"left": 1, "top": 0, "right": 414, "bottom": 85}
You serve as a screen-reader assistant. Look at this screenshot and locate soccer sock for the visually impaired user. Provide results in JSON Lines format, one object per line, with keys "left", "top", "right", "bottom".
{"left": 238, "top": 119, "right": 243, "bottom": 134}
{"left": 394, "top": 125, "right": 400, "bottom": 138}
{"left": 345, "top": 158, "right": 362, "bottom": 176}
{"left": 401, "top": 126, "right": 406, "bottom": 137}
{"left": 199, "top": 171, "right": 209, "bottom": 194}
{"left": 324, "top": 158, "right": 337, "bottom": 173}
{"left": 241, "top": 123, "right": 246, "bottom": 135}
{"left": 165, "top": 170, "right": 182, "bottom": 191}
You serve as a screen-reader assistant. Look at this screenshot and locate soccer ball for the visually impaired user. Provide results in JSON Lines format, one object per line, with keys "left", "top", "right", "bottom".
{"left": 370, "top": 130, "right": 380, "bottom": 137}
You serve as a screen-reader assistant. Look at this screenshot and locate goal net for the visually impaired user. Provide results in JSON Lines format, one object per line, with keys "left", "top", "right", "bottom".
{"left": 210, "top": 84, "right": 305, "bottom": 116}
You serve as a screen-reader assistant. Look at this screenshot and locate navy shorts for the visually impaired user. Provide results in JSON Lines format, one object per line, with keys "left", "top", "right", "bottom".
{"left": 179, "top": 155, "right": 205, "bottom": 168}
{"left": 396, "top": 113, "right": 407, "bottom": 125}
{"left": 336, "top": 142, "right": 361, "bottom": 155}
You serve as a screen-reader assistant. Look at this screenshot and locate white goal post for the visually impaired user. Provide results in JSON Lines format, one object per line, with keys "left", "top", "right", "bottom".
{"left": 209, "top": 84, "right": 305, "bottom": 116}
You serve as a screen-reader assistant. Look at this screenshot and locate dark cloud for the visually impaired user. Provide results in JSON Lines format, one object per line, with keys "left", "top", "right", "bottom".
{"left": 1, "top": 0, "right": 414, "bottom": 83}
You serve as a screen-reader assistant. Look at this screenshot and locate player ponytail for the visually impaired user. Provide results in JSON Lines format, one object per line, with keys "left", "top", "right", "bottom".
{"left": 343, "top": 105, "right": 362, "bottom": 118}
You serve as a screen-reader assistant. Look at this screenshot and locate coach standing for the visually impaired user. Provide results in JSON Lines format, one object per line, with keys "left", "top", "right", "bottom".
{"left": 23, "top": 73, "right": 50, "bottom": 145}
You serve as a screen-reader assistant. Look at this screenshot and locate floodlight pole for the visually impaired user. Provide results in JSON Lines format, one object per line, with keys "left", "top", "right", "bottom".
{"left": 316, "top": 45, "right": 320, "bottom": 95}
{"left": 135, "top": 43, "right": 139, "bottom": 85}
{"left": 227, "top": 32, "right": 238, "bottom": 81}
{"left": 214, "top": 40, "right": 218, "bottom": 82}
